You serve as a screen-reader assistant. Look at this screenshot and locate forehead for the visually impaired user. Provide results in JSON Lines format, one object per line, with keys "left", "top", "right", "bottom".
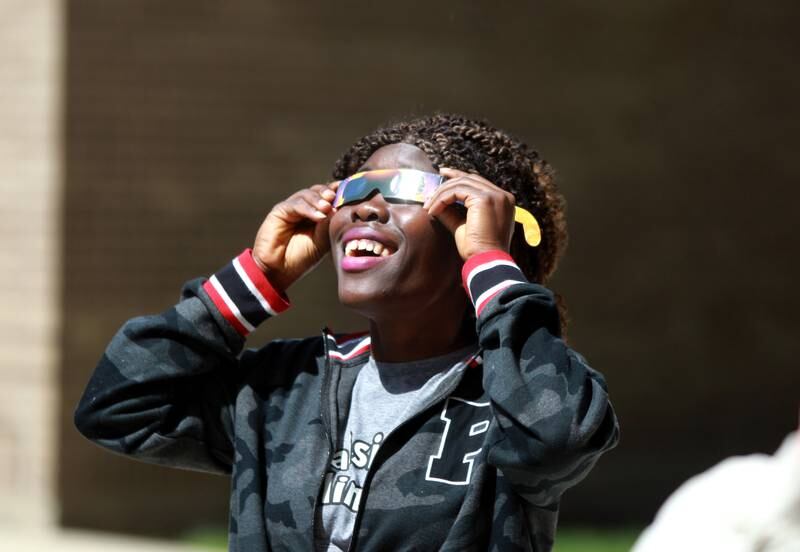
{"left": 360, "top": 143, "right": 436, "bottom": 173}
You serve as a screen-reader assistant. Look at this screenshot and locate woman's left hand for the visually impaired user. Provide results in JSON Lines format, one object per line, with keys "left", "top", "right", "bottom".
{"left": 424, "top": 167, "right": 516, "bottom": 260}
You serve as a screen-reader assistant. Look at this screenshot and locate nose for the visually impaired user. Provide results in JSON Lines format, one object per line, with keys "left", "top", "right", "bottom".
{"left": 351, "top": 192, "right": 390, "bottom": 223}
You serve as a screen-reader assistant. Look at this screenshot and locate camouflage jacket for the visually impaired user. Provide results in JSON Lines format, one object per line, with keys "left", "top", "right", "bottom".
{"left": 74, "top": 249, "right": 619, "bottom": 551}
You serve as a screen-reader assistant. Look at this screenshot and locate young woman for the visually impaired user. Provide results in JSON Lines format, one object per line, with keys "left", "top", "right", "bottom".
{"left": 75, "top": 113, "right": 619, "bottom": 551}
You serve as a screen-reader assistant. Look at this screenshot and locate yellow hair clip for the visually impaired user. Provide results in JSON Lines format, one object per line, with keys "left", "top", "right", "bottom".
{"left": 514, "top": 206, "right": 541, "bottom": 247}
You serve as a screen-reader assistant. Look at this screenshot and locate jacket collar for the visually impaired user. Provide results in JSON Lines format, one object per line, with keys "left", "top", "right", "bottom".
{"left": 322, "top": 328, "right": 482, "bottom": 367}
{"left": 323, "top": 329, "right": 371, "bottom": 363}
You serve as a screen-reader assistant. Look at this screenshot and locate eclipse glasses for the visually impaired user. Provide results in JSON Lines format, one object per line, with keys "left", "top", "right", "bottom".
{"left": 333, "top": 169, "right": 541, "bottom": 247}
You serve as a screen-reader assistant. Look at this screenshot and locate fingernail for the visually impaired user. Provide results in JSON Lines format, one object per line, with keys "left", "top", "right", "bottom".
{"left": 317, "top": 199, "right": 329, "bottom": 209}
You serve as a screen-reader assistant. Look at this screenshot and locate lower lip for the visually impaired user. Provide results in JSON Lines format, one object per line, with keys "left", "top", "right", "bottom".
{"left": 341, "top": 254, "right": 390, "bottom": 272}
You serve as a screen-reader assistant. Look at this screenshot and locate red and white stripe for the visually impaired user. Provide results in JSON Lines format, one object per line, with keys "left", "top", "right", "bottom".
{"left": 327, "top": 336, "right": 372, "bottom": 361}
{"left": 202, "top": 249, "right": 290, "bottom": 336}
{"left": 205, "top": 275, "right": 257, "bottom": 335}
{"left": 462, "top": 250, "right": 527, "bottom": 317}
{"left": 232, "top": 256, "right": 279, "bottom": 317}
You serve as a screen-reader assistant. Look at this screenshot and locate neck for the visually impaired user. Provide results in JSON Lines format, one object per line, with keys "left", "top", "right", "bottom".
{"left": 367, "top": 302, "right": 476, "bottom": 362}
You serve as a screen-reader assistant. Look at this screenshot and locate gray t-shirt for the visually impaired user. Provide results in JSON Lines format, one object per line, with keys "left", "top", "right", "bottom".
{"left": 315, "top": 344, "right": 479, "bottom": 552}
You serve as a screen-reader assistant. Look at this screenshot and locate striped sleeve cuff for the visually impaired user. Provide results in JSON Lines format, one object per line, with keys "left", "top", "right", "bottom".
{"left": 202, "top": 249, "right": 290, "bottom": 336}
{"left": 462, "top": 250, "right": 528, "bottom": 317}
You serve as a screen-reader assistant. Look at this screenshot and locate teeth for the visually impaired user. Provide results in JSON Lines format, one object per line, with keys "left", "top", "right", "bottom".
{"left": 344, "top": 238, "right": 393, "bottom": 257}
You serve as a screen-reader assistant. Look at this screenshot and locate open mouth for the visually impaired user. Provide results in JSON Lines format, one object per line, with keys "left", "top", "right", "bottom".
{"left": 343, "top": 238, "right": 395, "bottom": 258}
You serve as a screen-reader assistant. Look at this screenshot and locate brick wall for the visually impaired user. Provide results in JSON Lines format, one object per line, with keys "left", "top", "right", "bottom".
{"left": 0, "top": 0, "right": 62, "bottom": 528}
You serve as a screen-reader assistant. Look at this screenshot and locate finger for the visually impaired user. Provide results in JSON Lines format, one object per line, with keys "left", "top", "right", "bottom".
{"left": 312, "top": 210, "right": 333, "bottom": 246}
{"left": 296, "top": 189, "right": 335, "bottom": 213}
{"left": 439, "top": 167, "right": 492, "bottom": 185}
{"left": 309, "top": 187, "right": 335, "bottom": 204}
{"left": 434, "top": 204, "right": 467, "bottom": 235}
{"left": 439, "top": 167, "right": 472, "bottom": 178}
{"left": 310, "top": 180, "right": 339, "bottom": 201}
{"left": 430, "top": 176, "right": 517, "bottom": 214}
{"left": 309, "top": 184, "right": 330, "bottom": 195}
{"left": 424, "top": 181, "right": 486, "bottom": 215}
{"left": 326, "top": 181, "right": 341, "bottom": 206}
{"left": 424, "top": 178, "right": 481, "bottom": 209}
{"left": 428, "top": 176, "right": 497, "bottom": 208}
{"left": 280, "top": 195, "right": 328, "bottom": 222}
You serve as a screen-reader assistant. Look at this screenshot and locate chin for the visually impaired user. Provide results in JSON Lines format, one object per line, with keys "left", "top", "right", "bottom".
{"left": 336, "top": 280, "right": 399, "bottom": 318}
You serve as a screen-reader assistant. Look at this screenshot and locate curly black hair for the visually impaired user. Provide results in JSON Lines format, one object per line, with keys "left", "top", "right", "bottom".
{"left": 332, "top": 113, "right": 570, "bottom": 336}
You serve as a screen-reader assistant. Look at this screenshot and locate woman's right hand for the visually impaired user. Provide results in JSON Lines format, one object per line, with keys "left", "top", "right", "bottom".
{"left": 252, "top": 182, "right": 339, "bottom": 292}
